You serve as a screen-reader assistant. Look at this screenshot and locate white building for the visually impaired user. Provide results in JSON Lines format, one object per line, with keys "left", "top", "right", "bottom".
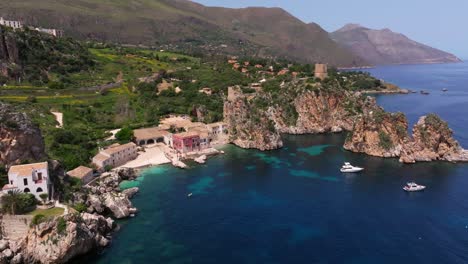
{"left": 0, "top": 17, "right": 23, "bottom": 30}
{"left": 2, "top": 162, "right": 51, "bottom": 200}
{"left": 92, "top": 142, "right": 138, "bottom": 170}
{"left": 34, "top": 27, "right": 64, "bottom": 37}
{"left": 207, "top": 122, "right": 228, "bottom": 137}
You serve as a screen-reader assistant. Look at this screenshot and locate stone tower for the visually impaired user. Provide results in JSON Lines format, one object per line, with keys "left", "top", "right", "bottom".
{"left": 314, "top": 64, "right": 328, "bottom": 80}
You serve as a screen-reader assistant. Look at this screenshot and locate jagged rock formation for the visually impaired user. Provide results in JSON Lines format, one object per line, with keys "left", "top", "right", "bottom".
{"left": 18, "top": 213, "right": 114, "bottom": 264}
{"left": 343, "top": 108, "right": 408, "bottom": 158}
{"left": 344, "top": 112, "right": 468, "bottom": 163}
{"left": 0, "top": 102, "right": 46, "bottom": 166}
{"left": 399, "top": 115, "right": 468, "bottom": 163}
{"left": 84, "top": 168, "right": 139, "bottom": 219}
{"left": 331, "top": 24, "right": 461, "bottom": 65}
{"left": 224, "top": 86, "right": 283, "bottom": 150}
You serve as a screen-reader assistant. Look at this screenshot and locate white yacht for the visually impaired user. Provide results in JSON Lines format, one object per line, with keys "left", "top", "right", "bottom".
{"left": 403, "top": 182, "right": 426, "bottom": 192}
{"left": 340, "top": 162, "right": 364, "bottom": 173}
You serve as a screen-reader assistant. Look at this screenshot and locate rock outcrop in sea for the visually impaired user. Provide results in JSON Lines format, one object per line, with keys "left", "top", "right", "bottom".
{"left": 224, "top": 86, "right": 283, "bottom": 150}
{"left": 0, "top": 102, "right": 46, "bottom": 166}
{"left": 82, "top": 168, "right": 139, "bottom": 219}
{"left": 224, "top": 81, "right": 468, "bottom": 164}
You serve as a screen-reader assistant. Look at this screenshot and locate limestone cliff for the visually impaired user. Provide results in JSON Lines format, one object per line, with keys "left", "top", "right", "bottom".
{"left": 224, "top": 86, "right": 283, "bottom": 151}
{"left": 0, "top": 102, "right": 46, "bottom": 166}
{"left": 344, "top": 112, "right": 468, "bottom": 163}
{"left": 18, "top": 213, "right": 114, "bottom": 264}
{"left": 343, "top": 108, "right": 408, "bottom": 158}
{"left": 269, "top": 90, "right": 373, "bottom": 134}
{"left": 0, "top": 26, "right": 20, "bottom": 80}
{"left": 399, "top": 115, "right": 468, "bottom": 163}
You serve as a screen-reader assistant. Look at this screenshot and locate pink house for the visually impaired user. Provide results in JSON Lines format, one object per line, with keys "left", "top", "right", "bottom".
{"left": 172, "top": 132, "right": 200, "bottom": 153}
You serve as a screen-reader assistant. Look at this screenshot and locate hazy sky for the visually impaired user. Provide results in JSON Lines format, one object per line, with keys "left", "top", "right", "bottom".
{"left": 194, "top": 0, "right": 468, "bottom": 58}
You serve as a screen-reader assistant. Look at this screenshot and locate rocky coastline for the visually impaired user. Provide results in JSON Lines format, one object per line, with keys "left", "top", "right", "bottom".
{"left": 224, "top": 83, "right": 468, "bottom": 164}
{"left": 0, "top": 168, "right": 140, "bottom": 264}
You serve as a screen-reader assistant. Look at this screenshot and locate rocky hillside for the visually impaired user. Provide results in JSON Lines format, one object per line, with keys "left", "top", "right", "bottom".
{"left": 0, "top": 0, "right": 364, "bottom": 67}
{"left": 0, "top": 25, "right": 93, "bottom": 85}
{"left": 331, "top": 24, "right": 461, "bottom": 65}
{"left": 0, "top": 102, "right": 46, "bottom": 166}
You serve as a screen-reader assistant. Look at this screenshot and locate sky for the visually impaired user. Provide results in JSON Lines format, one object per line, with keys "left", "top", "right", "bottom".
{"left": 193, "top": 0, "right": 468, "bottom": 58}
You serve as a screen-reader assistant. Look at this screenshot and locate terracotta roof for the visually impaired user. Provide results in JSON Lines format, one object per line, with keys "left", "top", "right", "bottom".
{"left": 134, "top": 127, "right": 171, "bottom": 141}
{"left": 93, "top": 153, "right": 110, "bottom": 163}
{"left": 8, "top": 162, "right": 48, "bottom": 177}
{"left": 188, "top": 127, "right": 210, "bottom": 139}
{"left": 207, "top": 122, "right": 227, "bottom": 128}
{"left": 102, "top": 142, "right": 137, "bottom": 156}
{"left": 2, "top": 184, "right": 18, "bottom": 191}
{"left": 67, "top": 166, "right": 93, "bottom": 179}
{"left": 173, "top": 132, "right": 199, "bottom": 139}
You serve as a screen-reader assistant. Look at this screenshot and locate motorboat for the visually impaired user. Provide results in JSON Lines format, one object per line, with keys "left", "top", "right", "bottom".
{"left": 420, "top": 90, "right": 430, "bottom": 95}
{"left": 188, "top": 193, "right": 193, "bottom": 197}
{"left": 442, "top": 88, "right": 448, "bottom": 92}
{"left": 403, "top": 182, "right": 426, "bottom": 192}
{"left": 340, "top": 162, "right": 364, "bottom": 173}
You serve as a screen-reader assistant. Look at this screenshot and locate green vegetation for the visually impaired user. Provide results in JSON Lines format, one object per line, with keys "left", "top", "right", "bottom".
{"left": 31, "top": 214, "right": 46, "bottom": 226}
{"left": 73, "top": 203, "right": 87, "bottom": 213}
{"left": 115, "top": 127, "right": 134, "bottom": 143}
{"left": 57, "top": 217, "right": 67, "bottom": 234}
{"left": 39, "top": 193, "right": 49, "bottom": 204}
{"left": 379, "top": 131, "right": 393, "bottom": 150}
{"left": 1, "top": 190, "right": 37, "bottom": 215}
{"left": 28, "top": 207, "right": 64, "bottom": 217}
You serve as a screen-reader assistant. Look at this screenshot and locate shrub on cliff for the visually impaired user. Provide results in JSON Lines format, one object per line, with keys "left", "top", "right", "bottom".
{"left": 378, "top": 131, "right": 393, "bottom": 150}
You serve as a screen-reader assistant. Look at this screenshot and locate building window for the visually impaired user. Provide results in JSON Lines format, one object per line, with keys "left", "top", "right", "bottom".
{"left": 24, "top": 178, "right": 28, "bottom": 186}
{"left": 38, "top": 172, "right": 43, "bottom": 181}
{"left": 24, "top": 188, "right": 30, "bottom": 193}
{"left": 10, "top": 180, "right": 13, "bottom": 185}
{"left": 36, "top": 187, "right": 43, "bottom": 193}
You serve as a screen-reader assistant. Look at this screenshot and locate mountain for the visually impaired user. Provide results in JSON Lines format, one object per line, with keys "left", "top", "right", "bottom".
{"left": 331, "top": 24, "right": 461, "bottom": 65}
{"left": 0, "top": 0, "right": 365, "bottom": 67}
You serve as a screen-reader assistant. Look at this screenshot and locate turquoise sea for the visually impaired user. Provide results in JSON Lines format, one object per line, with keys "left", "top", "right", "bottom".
{"left": 82, "top": 62, "right": 468, "bottom": 264}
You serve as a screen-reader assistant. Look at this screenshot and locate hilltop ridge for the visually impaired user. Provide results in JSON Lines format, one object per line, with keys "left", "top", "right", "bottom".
{"left": 331, "top": 24, "right": 461, "bottom": 65}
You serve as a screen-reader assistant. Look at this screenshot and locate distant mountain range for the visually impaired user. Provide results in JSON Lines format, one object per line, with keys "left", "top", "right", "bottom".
{"left": 0, "top": 0, "right": 460, "bottom": 66}
{"left": 331, "top": 24, "right": 461, "bottom": 65}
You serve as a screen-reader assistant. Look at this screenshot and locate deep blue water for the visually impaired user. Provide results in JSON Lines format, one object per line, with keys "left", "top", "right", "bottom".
{"left": 85, "top": 62, "right": 468, "bottom": 264}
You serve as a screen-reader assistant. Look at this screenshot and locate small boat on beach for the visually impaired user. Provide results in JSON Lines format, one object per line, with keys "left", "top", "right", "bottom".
{"left": 403, "top": 182, "right": 426, "bottom": 192}
{"left": 340, "top": 162, "right": 364, "bottom": 173}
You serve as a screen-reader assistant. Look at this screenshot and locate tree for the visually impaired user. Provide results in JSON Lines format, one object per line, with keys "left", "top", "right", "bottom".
{"left": 115, "top": 127, "right": 134, "bottom": 143}
{"left": 1, "top": 189, "right": 22, "bottom": 215}
{"left": 39, "top": 193, "right": 49, "bottom": 204}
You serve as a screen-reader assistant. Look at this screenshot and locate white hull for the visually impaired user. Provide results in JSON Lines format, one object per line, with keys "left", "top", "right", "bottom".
{"left": 340, "top": 167, "right": 364, "bottom": 173}
{"left": 403, "top": 186, "right": 426, "bottom": 192}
